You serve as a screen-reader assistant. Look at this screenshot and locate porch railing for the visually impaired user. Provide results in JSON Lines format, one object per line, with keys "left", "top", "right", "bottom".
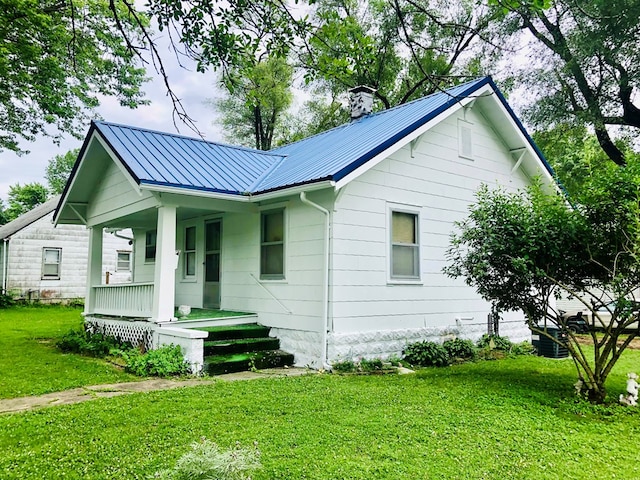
{"left": 92, "top": 282, "right": 154, "bottom": 318}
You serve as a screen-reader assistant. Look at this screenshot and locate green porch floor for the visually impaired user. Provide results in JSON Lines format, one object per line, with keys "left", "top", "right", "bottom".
{"left": 174, "top": 308, "right": 253, "bottom": 320}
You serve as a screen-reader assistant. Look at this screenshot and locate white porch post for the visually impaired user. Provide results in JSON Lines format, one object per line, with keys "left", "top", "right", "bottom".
{"left": 152, "top": 205, "right": 177, "bottom": 322}
{"left": 85, "top": 226, "right": 103, "bottom": 315}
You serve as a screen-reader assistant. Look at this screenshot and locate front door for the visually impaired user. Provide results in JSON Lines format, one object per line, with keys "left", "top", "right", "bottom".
{"left": 203, "top": 220, "right": 221, "bottom": 308}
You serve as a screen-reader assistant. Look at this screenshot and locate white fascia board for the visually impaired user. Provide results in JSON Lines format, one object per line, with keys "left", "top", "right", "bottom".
{"left": 249, "top": 180, "right": 336, "bottom": 201}
{"left": 139, "top": 183, "right": 251, "bottom": 202}
{"left": 140, "top": 179, "right": 337, "bottom": 204}
{"left": 334, "top": 86, "right": 491, "bottom": 191}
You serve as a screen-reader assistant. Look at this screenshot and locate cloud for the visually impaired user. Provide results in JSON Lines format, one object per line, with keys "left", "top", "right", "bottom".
{"left": 0, "top": 49, "right": 224, "bottom": 202}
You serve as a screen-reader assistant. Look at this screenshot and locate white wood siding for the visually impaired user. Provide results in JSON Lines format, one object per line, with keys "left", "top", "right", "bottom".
{"left": 3, "top": 212, "right": 131, "bottom": 300}
{"left": 86, "top": 160, "right": 157, "bottom": 227}
{"left": 222, "top": 191, "right": 332, "bottom": 332}
{"left": 331, "top": 107, "right": 530, "bottom": 333}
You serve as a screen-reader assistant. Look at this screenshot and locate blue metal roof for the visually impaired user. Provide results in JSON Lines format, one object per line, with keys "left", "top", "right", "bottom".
{"left": 86, "top": 77, "right": 549, "bottom": 197}
{"left": 93, "top": 122, "right": 285, "bottom": 195}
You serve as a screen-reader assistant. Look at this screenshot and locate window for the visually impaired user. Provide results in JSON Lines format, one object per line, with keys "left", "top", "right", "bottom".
{"left": 145, "top": 230, "right": 157, "bottom": 262}
{"left": 116, "top": 251, "right": 132, "bottom": 272}
{"left": 42, "top": 247, "right": 62, "bottom": 280}
{"left": 260, "top": 209, "right": 284, "bottom": 279}
{"left": 184, "top": 226, "right": 196, "bottom": 277}
{"left": 391, "top": 210, "right": 420, "bottom": 279}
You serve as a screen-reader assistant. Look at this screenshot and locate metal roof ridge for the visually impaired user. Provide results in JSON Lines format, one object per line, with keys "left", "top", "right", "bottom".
{"left": 93, "top": 120, "right": 287, "bottom": 159}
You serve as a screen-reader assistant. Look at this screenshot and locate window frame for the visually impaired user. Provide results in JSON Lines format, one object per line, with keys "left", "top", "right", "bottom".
{"left": 260, "top": 208, "right": 286, "bottom": 281}
{"left": 388, "top": 205, "right": 422, "bottom": 283}
{"left": 184, "top": 225, "right": 197, "bottom": 279}
{"left": 116, "top": 250, "right": 132, "bottom": 272}
{"left": 42, "top": 247, "right": 62, "bottom": 280}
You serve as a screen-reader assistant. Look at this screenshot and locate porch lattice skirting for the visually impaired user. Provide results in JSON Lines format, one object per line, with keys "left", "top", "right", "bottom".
{"left": 84, "top": 316, "right": 208, "bottom": 373}
{"left": 86, "top": 317, "right": 155, "bottom": 351}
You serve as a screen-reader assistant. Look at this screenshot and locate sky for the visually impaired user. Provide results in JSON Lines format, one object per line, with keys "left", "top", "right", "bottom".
{"left": 0, "top": 46, "right": 226, "bottom": 203}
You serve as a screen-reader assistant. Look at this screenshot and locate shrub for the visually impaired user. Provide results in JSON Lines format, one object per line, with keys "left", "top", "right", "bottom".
{"left": 123, "top": 344, "right": 191, "bottom": 377}
{"left": 510, "top": 341, "right": 536, "bottom": 356}
{"left": 0, "top": 291, "right": 16, "bottom": 309}
{"left": 443, "top": 338, "right": 476, "bottom": 361}
{"left": 154, "top": 438, "right": 261, "bottom": 480}
{"left": 476, "top": 334, "right": 513, "bottom": 351}
{"left": 57, "top": 329, "right": 125, "bottom": 357}
{"left": 403, "top": 341, "right": 449, "bottom": 367}
{"left": 359, "top": 358, "right": 384, "bottom": 372}
{"left": 332, "top": 360, "right": 357, "bottom": 373}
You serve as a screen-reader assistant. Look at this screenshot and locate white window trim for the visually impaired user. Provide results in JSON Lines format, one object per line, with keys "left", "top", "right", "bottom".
{"left": 183, "top": 225, "right": 197, "bottom": 280}
{"left": 259, "top": 207, "right": 288, "bottom": 282}
{"left": 116, "top": 250, "right": 132, "bottom": 272}
{"left": 387, "top": 203, "right": 423, "bottom": 284}
{"left": 42, "top": 247, "right": 62, "bottom": 280}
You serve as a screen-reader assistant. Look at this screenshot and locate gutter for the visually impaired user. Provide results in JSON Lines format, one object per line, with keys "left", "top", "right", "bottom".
{"left": 299, "top": 192, "right": 332, "bottom": 370}
{"left": 2, "top": 238, "right": 8, "bottom": 294}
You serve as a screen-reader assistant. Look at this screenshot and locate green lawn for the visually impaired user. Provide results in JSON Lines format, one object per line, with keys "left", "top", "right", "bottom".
{"left": 1, "top": 306, "right": 639, "bottom": 479}
{"left": 0, "top": 306, "right": 137, "bottom": 398}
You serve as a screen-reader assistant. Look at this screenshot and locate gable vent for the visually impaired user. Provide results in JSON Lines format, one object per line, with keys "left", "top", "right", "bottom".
{"left": 458, "top": 119, "right": 473, "bottom": 159}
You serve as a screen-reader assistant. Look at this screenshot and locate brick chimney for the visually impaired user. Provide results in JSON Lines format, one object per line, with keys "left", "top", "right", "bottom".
{"left": 348, "top": 86, "right": 376, "bottom": 120}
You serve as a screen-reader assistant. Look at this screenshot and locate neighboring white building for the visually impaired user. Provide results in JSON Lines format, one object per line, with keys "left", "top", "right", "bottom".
{"left": 0, "top": 196, "right": 132, "bottom": 302}
{"left": 55, "top": 77, "right": 556, "bottom": 368}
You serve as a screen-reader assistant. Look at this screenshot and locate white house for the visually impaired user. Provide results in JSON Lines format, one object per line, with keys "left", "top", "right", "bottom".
{"left": 54, "top": 77, "right": 555, "bottom": 368}
{"left": 0, "top": 196, "right": 132, "bottom": 302}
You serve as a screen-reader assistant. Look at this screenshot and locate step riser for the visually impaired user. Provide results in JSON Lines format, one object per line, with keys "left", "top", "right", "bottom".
{"left": 205, "top": 352, "right": 295, "bottom": 376}
{"left": 204, "top": 338, "right": 280, "bottom": 356}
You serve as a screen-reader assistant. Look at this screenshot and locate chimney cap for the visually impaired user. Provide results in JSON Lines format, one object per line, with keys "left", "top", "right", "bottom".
{"left": 348, "top": 85, "right": 376, "bottom": 95}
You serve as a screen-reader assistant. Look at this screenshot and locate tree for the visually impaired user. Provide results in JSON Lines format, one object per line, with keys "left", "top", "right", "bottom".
{"left": 300, "top": 0, "right": 498, "bottom": 109}
{"left": 0, "top": 0, "right": 149, "bottom": 153}
{"left": 0, "top": 200, "right": 8, "bottom": 226}
{"left": 532, "top": 125, "right": 636, "bottom": 197}
{"left": 4, "top": 183, "right": 49, "bottom": 222}
{"left": 215, "top": 57, "right": 293, "bottom": 150}
{"left": 445, "top": 169, "right": 640, "bottom": 403}
{"left": 491, "top": 0, "right": 640, "bottom": 165}
{"left": 46, "top": 149, "right": 79, "bottom": 195}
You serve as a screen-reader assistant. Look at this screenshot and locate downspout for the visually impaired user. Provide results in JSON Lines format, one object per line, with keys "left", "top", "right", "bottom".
{"left": 299, "top": 192, "right": 332, "bottom": 370}
{"left": 2, "top": 238, "right": 8, "bottom": 294}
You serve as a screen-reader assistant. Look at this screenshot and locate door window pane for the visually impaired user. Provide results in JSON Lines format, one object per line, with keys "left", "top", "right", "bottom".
{"left": 205, "top": 253, "right": 220, "bottom": 282}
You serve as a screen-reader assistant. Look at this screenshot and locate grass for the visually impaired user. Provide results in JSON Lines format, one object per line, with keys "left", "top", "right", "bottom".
{"left": 1, "top": 307, "right": 639, "bottom": 479}
{"left": 1, "top": 358, "right": 639, "bottom": 479}
{"left": 0, "top": 306, "right": 137, "bottom": 399}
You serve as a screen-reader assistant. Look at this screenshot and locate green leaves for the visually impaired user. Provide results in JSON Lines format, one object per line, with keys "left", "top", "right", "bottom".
{"left": 0, "top": 0, "right": 149, "bottom": 153}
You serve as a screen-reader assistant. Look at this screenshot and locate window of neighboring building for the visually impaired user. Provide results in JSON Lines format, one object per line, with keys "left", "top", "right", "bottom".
{"left": 184, "top": 226, "right": 196, "bottom": 277}
{"left": 260, "top": 209, "right": 285, "bottom": 280}
{"left": 390, "top": 210, "right": 420, "bottom": 280}
{"left": 116, "top": 251, "right": 132, "bottom": 272}
{"left": 42, "top": 247, "right": 62, "bottom": 280}
{"left": 145, "top": 230, "right": 157, "bottom": 262}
